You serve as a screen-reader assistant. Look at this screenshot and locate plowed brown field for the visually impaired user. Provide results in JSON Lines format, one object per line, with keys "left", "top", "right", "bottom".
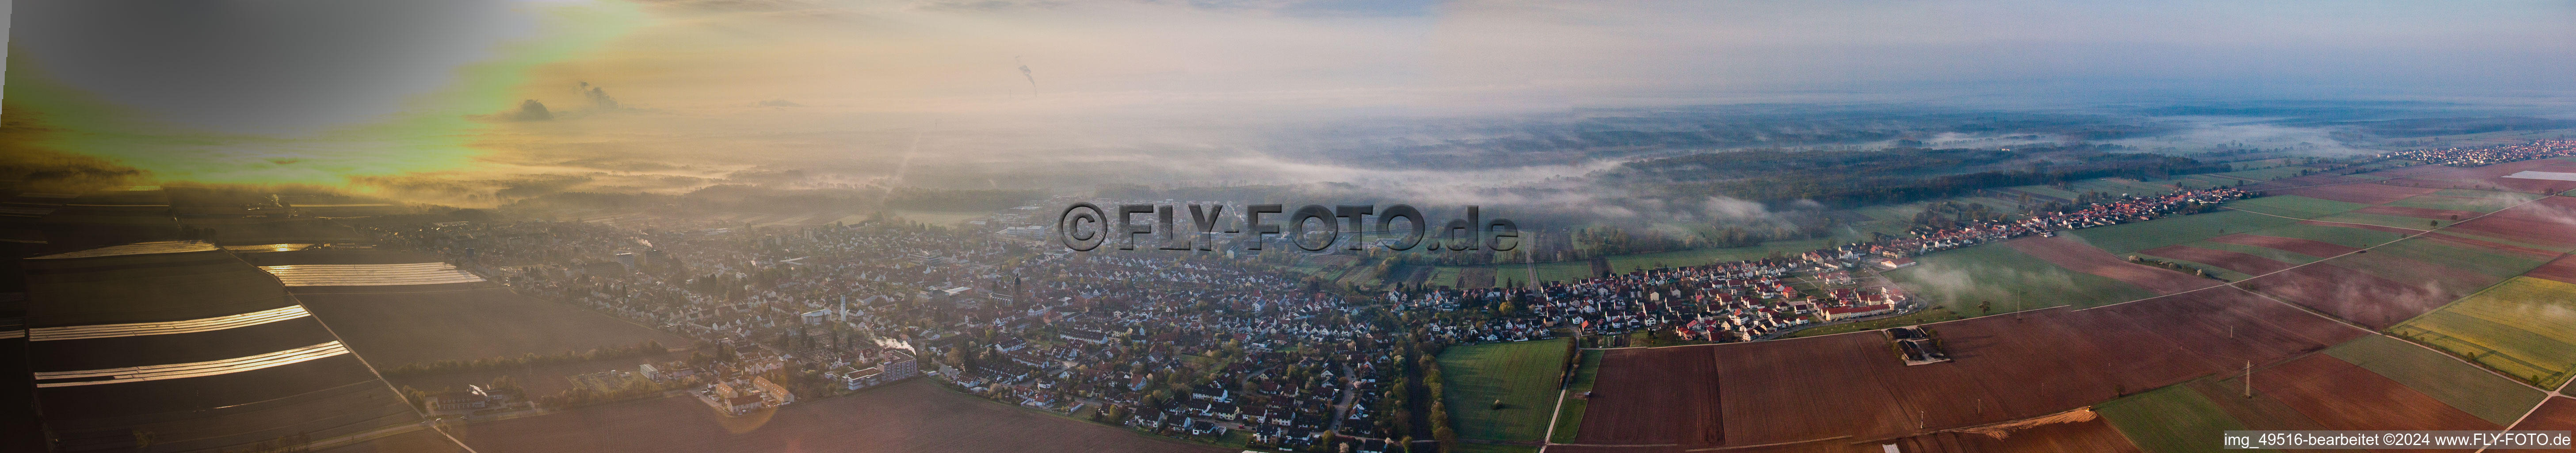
{"left": 2206, "top": 234, "right": 2359, "bottom": 257}
{"left": 2140, "top": 245, "right": 2295, "bottom": 275}
{"left": 2006, "top": 237, "right": 2219, "bottom": 294}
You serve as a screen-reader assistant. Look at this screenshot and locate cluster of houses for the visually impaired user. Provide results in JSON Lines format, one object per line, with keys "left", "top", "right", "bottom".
{"left": 2382, "top": 139, "right": 2576, "bottom": 167}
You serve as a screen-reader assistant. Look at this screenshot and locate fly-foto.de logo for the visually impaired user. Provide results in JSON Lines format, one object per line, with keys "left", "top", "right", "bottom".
{"left": 1056, "top": 203, "right": 1520, "bottom": 253}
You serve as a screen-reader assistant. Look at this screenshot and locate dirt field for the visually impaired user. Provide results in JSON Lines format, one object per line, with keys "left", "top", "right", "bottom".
{"left": 2353, "top": 205, "right": 2483, "bottom": 220}
{"left": 447, "top": 380, "right": 1226, "bottom": 453}
{"left": 2524, "top": 254, "right": 2576, "bottom": 284}
{"left": 2273, "top": 183, "right": 2439, "bottom": 204}
{"left": 2508, "top": 397, "right": 2576, "bottom": 431}
{"left": 1571, "top": 286, "right": 2364, "bottom": 449}
{"left": 2384, "top": 160, "right": 2576, "bottom": 194}
{"left": 2298, "top": 219, "right": 2425, "bottom": 234}
{"left": 2239, "top": 262, "right": 2459, "bottom": 329}
{"left": 2203, "top": 234, "right": 2360, "bottom": 257}
{"left": 1888, "top": 417, "right": 2142, "bottom": 453}
{"left": 2421, "top": 232, "right": 2562, "bottom": 258}
{"left": 2447, "top": 196, "right": 2576, "bottom": 249}
{"left": 2139, "top": 245, "right": 2294, "bottom": 275}
{"left": 294, "top": 286, "right": 687, "bottom": 365}
{"left": 2251, "top": 354, "right": 2500, "bottom": 436}
{"left": 2004, "top": 236, "right": 2220, "bottom": 294}
{"left": 1574, "top": 346, "right": 1721, "bottom": 445}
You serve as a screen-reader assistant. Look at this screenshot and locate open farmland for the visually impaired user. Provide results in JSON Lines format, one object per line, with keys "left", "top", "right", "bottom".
{"left": 1436, "top": 338, "right": 1572, "bottom": 443}
{"left": 2064, "top": 210, "right": 2296, "bottom": 254}
{"left": 2389, "top": 276, "right": 2576, "bottom": 388}
{"left": 2385, "top": 189, "right": 2545, "bottom": 212}
{"left": 2003, "top": 236, "right": 2220, "bottom": 294}
{"left": 2233, "top": 223, "right": 2409, "bottom": 250}
{"left": 2136, "top": 245, "right": 2290, "bottom": 277}
{"left": 2244, "top": 354, "right": 2501, "bottom": 433}
{"left": 2217, "top": 195, "right": 2368, "bottom": 219}
{"left": 2384, "top": 159, "right": 2576, "bottom": 194}
{"left": 2446, "top": 196, "right": 2576, "bottom": 250}
{"left": 2239, "top": 261, "right": 2462, "bottom": 329}
{"left": 448, "top": 380, "right": 1225, "bottom": 453}
{"left": 1568, "top": 286, "right": 2362, "bottom": 449}
{"left": 2509, "top": 397, "right": 2576, "bottom": 432}
{"left": 1572, "top": 346, "right": 1720, "bottom": 446}
{"left": 2095, "top": 385, "right": 2248, "bottom": 453}
{"left": 2524, "top": 254, "right": 2576, "bottom": 284}
{"left": 1884, "top": 242, "right": 2160, "bottom": 315}
{"left": 1547, "top": 350, "right": 1602, "bottom": 444}
{"left": 2271, "top": 182, "right": 2440, "bottom": 204}
{"left": 2320, "top": 335, "right": 2546, "bottom": 426}
{"left": 292, "top": 286, "right": 685, "bottom": 365}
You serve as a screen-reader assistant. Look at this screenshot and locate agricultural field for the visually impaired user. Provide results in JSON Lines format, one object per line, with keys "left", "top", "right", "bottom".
{"left": 1884, "top": 242, "right": 2161, "bottom": 315}
{"left": 1558, "top": 285, "right": 2362, "bottom": 450}
{"left": 2227, "top": 222, "right": 2409, "bottom": 250}
{"left": 1547, "top": 350, "right": 1602, "bottom": 444}
{"left": 1781, "top": 307, "right": 1960, "bottom": 338}
{"left": 2305, "top": 211, "right": 2443, "bottom": 230}
{"left": 2133, "top": 245, "right": 2280, "bottom": 280}
{"left": 2243, "top": 354, "right": 2500, "bottom": 432}
{"left": 2270, "top": 182, "right": 2438, "bottom": 204}
{"left": 2238, "top": 251, "right": 2483, "bottom": 330}
{"left": 450, "top": 380, "right": 1225, "bottom": 453}
{"left": 2095, "top": 385, "right": 2248, "bottom": 453}
{"left": 2215, "top": 195, "right": 2368, "bottom": 219}
{"left": 1438, "top": 339, "right": 1575, "bottom": 444}
{"left": 2065, "top": 210, "right": 2297, "bottom": 254}
{"left": 1571, "top": 346, "right": 1721, "bottom": 446}
{"left": 2445, "top": 196, "right": 2576, "bottom": 251}
{"left": 2512, "top": 397, "right": 2576, "bottom": 432}
{"left": 295, "top": 286, "right": 687, "bottom": 365}
{"left": 2389, "top": 276, "right": 2576, "bottom": 388}
{"left": 2004, "top": 236, "right": 2221, "bottom": 295}
{"left": 2384, "top": 189, "right": 2545, "bottom": 212}
{"left": 2320, "top": 335, "right": 2546, "bottom": 426}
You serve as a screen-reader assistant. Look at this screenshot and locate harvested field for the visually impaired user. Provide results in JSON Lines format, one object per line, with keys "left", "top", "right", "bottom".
{"left": 1904, "top": 416, "right": 2142, "bottom": 453}
{"left": 2389, "top": 276, "right": 2576, "bottom": 388}
{"left": 2355, "top": 205, "right": 2482, "bottom": 220}
{"left": 1574, "top": 346, "right": 1720, "bottom": 445}
{"left": 2272, "top": 183, "right": 2438, "bottom": 204}
{"left": 2446, "top": 196, "right": 2576, "bottom": 250}
{"left": 2328, "top": 245, "right": 2523, "bottom": 294}
{"left": 2388, "top": 191, "right": 2544, "bottom": 212}
{"left": 2422, "top": 232, "right": 2562, "bottom": 259}
{"left": 314, "top": 429, "right": 470, "bottom": 453}
{"left": 2255, "top": 222, "right": 2414, "bottom": 247}
{"left": 2524, "top": 254, "right": 2576, "bottom": 284}
{"left": 448, "top": 380, "right": 1226, "bottom": 453}
{"left": 2509, "top": 397, "right": 2576, "bottom": 431}
{"left": 2248, "top": 354, "right": 2500, "bottom": 434}
{"left": 2308, "top": 219, "right": 2421, "bottom": 234}
{"left": 2240, "top": 262, "right": 2460, "bottom": 329}
{"left": 2203, "top": 234, "right": 2359, "bottom": 257}
{"left": 294, "top": 287, "right": 685, "bottom": 365}
{"left": 2323, "top": 335, "right": 2547, "bottom": 425}
{"left": 2004, "top": 236, "right": 2218, "bottom": 294}
{"left": 2138, "top": 245, "right": 2293, "bottom": 275}
{"left": 1574, "top": 287, "right": 2360, "bottom": 449}
{"left": 2218, "top": 195, "right": 2368, "bottom": 219}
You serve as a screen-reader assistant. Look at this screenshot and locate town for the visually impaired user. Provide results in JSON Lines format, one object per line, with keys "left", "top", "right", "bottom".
{"left": 355, "top": 180, "right": 2253, "bottom": 451}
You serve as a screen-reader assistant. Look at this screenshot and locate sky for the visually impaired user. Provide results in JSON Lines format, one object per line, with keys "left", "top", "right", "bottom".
{"left": 5, "top": 0, "right": 2575, "bottom": 203}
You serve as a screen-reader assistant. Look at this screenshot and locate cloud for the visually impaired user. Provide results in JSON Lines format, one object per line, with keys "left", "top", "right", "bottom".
{"left": 580, "top": 81, "right": 621, "bottom": 109}
{"left": 509, "top": 100, "right": 554, "bottom": 121}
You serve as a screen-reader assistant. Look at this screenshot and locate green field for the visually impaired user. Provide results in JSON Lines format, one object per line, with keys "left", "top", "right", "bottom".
{"left": 2068, "top": 210, "right": 2299, "bottom": 254}
{"left": 2219, "top": 196, "right": 2370, "bottom": 219}
{"left": 2236, "top": 222, "right": 2409, "bottom": 249}
{"left": 2390, "top": 276, "right": 2576, "bottom": 389}
{"left": 2096, "top": 385, "right": 2256, "bottom": 453}
{"left": 2321, "top": 334, "right": 2546, "bottom": 426}
{"left": 1547, "top": 350, "right": 1603, "bottom": 444}
{"left": 2129, "top": 254, "right": 2256, "bottom": 282}
{"left": 1438, "top": 339, "right": 1574, "bottom": 443}
{"left": 1884, "top": 242, "right": 2161, "bottom": 315}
